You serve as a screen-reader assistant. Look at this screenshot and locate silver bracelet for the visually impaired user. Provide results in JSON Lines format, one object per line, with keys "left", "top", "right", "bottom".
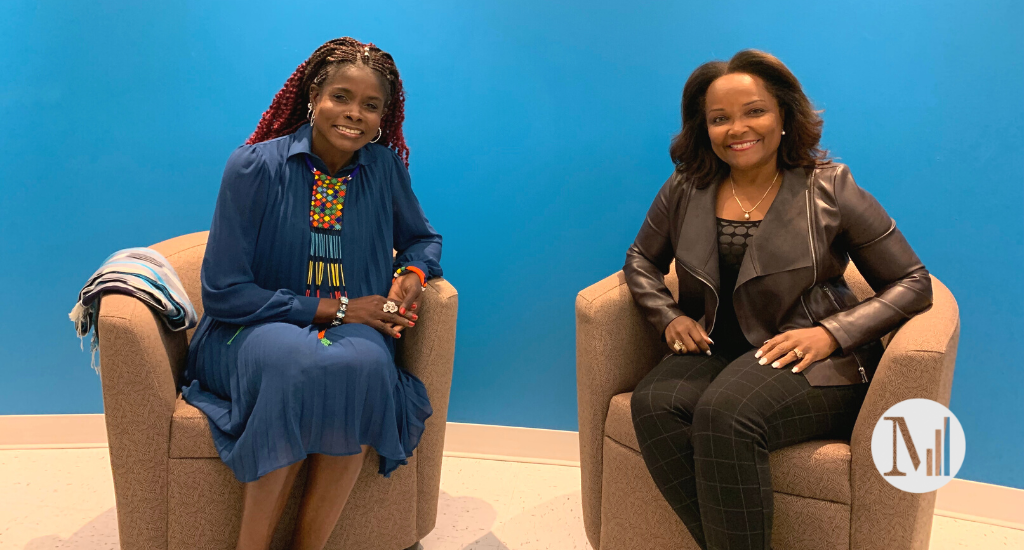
{"left": 330, "top": 297, "right": 349, "bottom": 327}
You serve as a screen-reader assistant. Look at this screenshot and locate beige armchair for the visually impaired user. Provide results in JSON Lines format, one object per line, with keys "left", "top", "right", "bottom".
{"left": 576, "top": 263, "right": 959, "bottom": 550}
{"left": 97, "top": 231, "right": 458, "bottom": 550}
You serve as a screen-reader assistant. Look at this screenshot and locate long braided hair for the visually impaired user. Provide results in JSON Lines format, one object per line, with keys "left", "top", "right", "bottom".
{"left": 247, "top": 37, "right": 409, "bottom": 166}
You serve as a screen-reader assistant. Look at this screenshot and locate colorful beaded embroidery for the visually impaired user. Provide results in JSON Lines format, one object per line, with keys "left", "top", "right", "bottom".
{"left": 303, "top": 155, "right": 360, "bottom": 301}
{"left": 303, "top": 155, "right": 360, "bottom": 346}
{"left": 308, "top": 164, "right": 354, "bottom": 230}
{"left": 308, "top": 232, "right": 347, "bottom": 299}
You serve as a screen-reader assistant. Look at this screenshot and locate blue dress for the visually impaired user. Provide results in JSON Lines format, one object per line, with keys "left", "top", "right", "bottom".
{"left": 182, "top": 124, "right": 442, "bottom": 483}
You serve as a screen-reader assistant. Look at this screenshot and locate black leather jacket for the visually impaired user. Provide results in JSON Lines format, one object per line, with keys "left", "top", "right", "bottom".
{"left": 624, "top": 163, "right": 933, "bottom": 386}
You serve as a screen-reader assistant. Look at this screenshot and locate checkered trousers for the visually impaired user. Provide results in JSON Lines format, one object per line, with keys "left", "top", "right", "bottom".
{"left": 630, "top": 346, "right": 868, "bottom": 550}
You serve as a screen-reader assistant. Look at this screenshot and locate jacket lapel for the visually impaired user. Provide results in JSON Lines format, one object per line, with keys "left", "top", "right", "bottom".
{"left": 735, "top": 167, "right": 813, "bottom": 291}
{"left": 674, "top": 180, "right": 720, "bottom": 288}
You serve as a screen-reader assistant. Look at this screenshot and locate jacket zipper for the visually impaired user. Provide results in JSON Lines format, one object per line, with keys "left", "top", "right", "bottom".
{"left": 679, "top": 262, "right": 720, "bottom": 336}
{"left": 852, "top": 352, "right": 869, "bottom": 383}
{"left": 822, "top": 283, "right": 842, "bottom": 310}
{"left": 806, "top": 180, "right": 865, "bottom": 382}
{"left": 805, "top": 188, "right": 818, "bottom": 289}
{"left": 800, "top": 295, "right": 816, "bottom": 324}
{"left": 801, "top": 184, "right": 820, "bottom": 326}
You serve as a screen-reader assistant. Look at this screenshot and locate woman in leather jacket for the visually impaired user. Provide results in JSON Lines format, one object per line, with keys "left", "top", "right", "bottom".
{"left": 625, "top": 50, "right": 932, "bottom": 550}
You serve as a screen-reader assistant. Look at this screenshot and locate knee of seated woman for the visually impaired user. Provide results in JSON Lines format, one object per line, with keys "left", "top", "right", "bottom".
{"left": 691, "top": 390, "right": 763, "bottom": 436}
{"left": 631, "top": 382, "right": 701, "bottom": 421}
{"left": 261, "top": 342, "right": 389, "bottom": 383}
{"left": 329, "top": 344, "right": 393, "bottom": 381}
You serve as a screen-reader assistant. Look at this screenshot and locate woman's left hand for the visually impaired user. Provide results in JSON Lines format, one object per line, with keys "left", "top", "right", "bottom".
{"left": 756, "top": 327, "right": 840, "bottom": 373}
{"left": 386, "top": 274, "right": 423, "bottom": 333}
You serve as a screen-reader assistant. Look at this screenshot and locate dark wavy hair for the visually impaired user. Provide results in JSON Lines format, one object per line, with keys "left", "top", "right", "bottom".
{"left": 670, "top": 50, "right": 829, "bottom": 188}
{"left": 247, "top": 37, "right": 409, "bottom": 166}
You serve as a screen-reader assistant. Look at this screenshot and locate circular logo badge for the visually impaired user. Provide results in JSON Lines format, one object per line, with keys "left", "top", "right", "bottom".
{"left": 870, "top": 398, "right": 965, "bottom": 493}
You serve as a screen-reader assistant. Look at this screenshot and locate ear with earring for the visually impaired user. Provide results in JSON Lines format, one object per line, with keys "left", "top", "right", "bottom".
{"left": 307, "top": 102, "right": 315, "bottom": 127}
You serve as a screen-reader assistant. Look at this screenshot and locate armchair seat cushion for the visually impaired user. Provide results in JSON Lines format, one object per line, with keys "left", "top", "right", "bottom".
{"left": 170, "top": 397, "right": 220, "bottom": 459}
{"left": 604, "top": 392, "right": 853, "bottom": 505}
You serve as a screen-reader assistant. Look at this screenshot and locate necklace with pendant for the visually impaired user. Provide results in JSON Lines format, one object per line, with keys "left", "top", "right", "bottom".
{"left": 730, "top": 170, "right": 780, "bottom": 220}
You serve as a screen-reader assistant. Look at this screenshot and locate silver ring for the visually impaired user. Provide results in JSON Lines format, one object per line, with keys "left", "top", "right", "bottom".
{"left": 793, "top": 348, "right": 805, "bottom": 359}
{"left": 383, "top": 300, "right": 399, "bottom": 314}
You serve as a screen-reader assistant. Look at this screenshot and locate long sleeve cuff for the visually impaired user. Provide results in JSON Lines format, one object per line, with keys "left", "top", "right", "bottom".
{"left": 285, "top": 294, "right": 322, "bottom": 326}
{"left": 654, "top": 308, "right": 687, "bottom": 339}
{"left": 819, "top": 317, "right": 856, "bottom": 354}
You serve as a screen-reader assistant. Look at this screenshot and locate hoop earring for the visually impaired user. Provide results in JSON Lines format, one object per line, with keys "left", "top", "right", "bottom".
{"left": 307, "top": 102, "right": 315, "bottom": 127}
{"left": 370, "top": 128, "right": 382, "bottom": 143}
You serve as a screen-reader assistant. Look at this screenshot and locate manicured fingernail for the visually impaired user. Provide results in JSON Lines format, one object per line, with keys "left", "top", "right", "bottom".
{"left": 400, "top": 307, "right": 405, "bottom": 315}
{"left": 771, "top": 361, "right": 780, "bottom": 368}
{"left": 395, "top": 333, "right": 401, "bottom": 338}
{"left": 412, "top": 314, "right": 419, "bottom": 320}
{"left": 791, "top": 367, "right": 798, "bottom": 373}
{"left": 412, "top": 304, "right": 418, "bottom": 309}
{"left": 705, "top": 350, "right": 712, "bottom": 356}
{"left": 758, "top": 358, "right": 767, "bottom": 365}
{"left": 409, "top": 322, "right": 415, "bottom": 327}
{"left": 755, "top": 350, "right": 762, "bottom": 359}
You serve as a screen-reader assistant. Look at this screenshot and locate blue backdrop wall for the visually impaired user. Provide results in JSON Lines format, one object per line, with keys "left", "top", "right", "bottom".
{"left": 1, "top": 0, "right": 1021, "bottom": 489}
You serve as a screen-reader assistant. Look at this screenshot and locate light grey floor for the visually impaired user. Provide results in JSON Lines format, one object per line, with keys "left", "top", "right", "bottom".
{"left": 0, "top": 448, "right": 1020, "bottom": 549}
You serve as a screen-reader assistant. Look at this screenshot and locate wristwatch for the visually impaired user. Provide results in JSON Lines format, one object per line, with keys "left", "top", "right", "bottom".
{"left": 330, "top": 297, "right": 350, "bottom": 327}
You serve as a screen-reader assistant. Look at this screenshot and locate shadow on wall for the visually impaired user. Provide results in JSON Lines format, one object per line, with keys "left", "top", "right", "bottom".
{"left": 24, "top": 506, "right": 119, "bottom": 549}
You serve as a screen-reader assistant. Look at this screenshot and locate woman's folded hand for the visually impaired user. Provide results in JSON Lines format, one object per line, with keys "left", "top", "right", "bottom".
{"left": 344, "top": 295, "right": 414, "bottom": 338}
{"left": 664, "top": 316, "right": 714, "bottom": 355}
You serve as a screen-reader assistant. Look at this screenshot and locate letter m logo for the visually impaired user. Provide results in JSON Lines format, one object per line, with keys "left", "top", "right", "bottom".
{"left": 882, "top": 416, "right": 921, "bottom": 476}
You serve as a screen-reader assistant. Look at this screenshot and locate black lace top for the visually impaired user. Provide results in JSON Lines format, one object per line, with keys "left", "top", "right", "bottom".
{"left": 714, "top": 217, "right": 761, "bottom": 348}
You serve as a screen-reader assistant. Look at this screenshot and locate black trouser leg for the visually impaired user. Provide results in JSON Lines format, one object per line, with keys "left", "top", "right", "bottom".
{"left": 631, "top": 350, "right": 740, "bottom": 549}
{"left": 690, "top": 350, "right": 868, "bottom": 550}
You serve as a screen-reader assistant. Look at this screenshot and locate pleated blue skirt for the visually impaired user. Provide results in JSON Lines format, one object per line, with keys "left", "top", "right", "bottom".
{"left": 182, "top": 318, "right": 432, "bottom": 483}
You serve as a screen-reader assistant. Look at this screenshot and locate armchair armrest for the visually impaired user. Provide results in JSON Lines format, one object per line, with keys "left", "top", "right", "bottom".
{"left": 576, "top": 270, "right": 670, "bottom": 547}
{"left": 97, "top": 293, "right": 187, "bottom": 550}
{"left": 396, "top": 276, "right": 458, "bottom": 536}
{"left": 849, "top": 276, "right": 960, "bottom": 550}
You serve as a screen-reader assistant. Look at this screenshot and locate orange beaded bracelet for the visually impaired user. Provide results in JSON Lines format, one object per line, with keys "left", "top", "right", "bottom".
{"left": 393, "top": 265, "right": 427, "bottom": 288}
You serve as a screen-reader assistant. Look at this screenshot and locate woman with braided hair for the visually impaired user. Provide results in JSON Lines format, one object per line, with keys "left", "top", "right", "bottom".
{"left": 181, "top": 37, "right": 441, "bottom": 549}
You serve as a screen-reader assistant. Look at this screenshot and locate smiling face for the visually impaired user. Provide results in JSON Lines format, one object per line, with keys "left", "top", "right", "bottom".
{"left": 308, "top": 64, "right": 387, "bottom": 169}
{"left": 704, "top": 73, "right": 784, "bottom": 174}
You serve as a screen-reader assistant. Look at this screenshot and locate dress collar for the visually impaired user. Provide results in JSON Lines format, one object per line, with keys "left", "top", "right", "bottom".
{"left": 286, "top": 123, "right": 373, "bottom": 172}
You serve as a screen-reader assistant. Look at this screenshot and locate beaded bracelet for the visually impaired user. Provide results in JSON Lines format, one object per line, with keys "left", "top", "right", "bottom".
{"left": 393, "top": 265, "right": 427, "bottom": 289}
{"left": 330, "top": 296, "right": 350, "bottom": 327}
{"left": 316, "top": 297, "right": 351, "bottom": 347}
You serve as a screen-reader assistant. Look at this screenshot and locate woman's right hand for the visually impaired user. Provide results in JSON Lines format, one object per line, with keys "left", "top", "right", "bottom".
{"left": 344, "top": 295, "right": 416, "bottom": 338}
{"left": 316, "top": 296, "right": 414, "bottom": 339}
{"left": 664, "top": 315, "right": 714, "bottom": 355}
